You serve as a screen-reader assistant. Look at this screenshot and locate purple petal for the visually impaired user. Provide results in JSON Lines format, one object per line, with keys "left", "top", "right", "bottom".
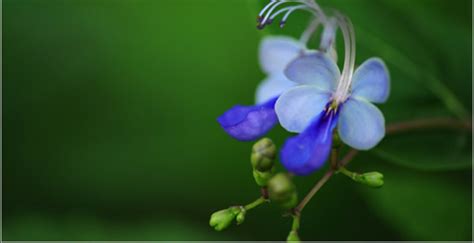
{"left": 217, "top": 97, "right": 278, "bottom": 141}
{"left": 280, "top": 108, "right": 339, "bottom": 176}
{"left": 275, "top": 85, "right": 331, "bottom": 133}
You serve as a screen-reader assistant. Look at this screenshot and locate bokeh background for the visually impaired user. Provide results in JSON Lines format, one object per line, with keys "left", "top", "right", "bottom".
{"left": 3, "top": 0, "right": 472, "bottom": 240}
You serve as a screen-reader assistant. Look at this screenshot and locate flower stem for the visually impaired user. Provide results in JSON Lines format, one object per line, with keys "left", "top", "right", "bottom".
{"left": 294, "top": 117, "right": 471, "bottom": 214}
{"left": 291, "top": 214, "right": 300, "bottom": 231}
{"left": 338, "top": 166, "right": 357, "bottom": 179}
{"left": 244, "top": 196, "right": 267, "bottom": 211}
{"left": 294, "top": 169, "right": 334, "bottom": 214}
{"left": 386, "top": 117, "right": 471, "bottom": 134}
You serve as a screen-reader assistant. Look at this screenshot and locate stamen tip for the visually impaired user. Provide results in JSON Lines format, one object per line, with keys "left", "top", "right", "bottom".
{"left": 279, "top": 21, "right": 286, "bottom": 28}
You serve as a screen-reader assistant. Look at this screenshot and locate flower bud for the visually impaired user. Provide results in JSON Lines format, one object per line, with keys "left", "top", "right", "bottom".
{"left": 267, "top": 173, "right": 298, "bottom": 209}
{"left": 209, "top": 207, "right": 240, "bottom": 231}
{"left": 251, "top": 138, "right": 276, "bottom": 172}
{"left": 236, "top": 208, "right": 246, "bottom": 225}
{"left": 253, "top": 169, "right": 275, "bottom": 187}
{"left": 356, "top": 172, "right": 384, "bottom": 188}
{"left": 287, "top": 230, "right": 301, "bottom": 242}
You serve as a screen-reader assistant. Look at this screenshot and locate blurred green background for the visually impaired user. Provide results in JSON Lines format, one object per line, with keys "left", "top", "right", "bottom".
{"left": 3, "top": 0, "right": 472, "bottom": 240}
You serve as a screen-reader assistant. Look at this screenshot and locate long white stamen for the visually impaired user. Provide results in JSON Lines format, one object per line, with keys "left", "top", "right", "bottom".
{"left": 258, "top": 0, "right": 278, "bottom": 18}
{"left": 280, "top": 5, "right": 314, "bottom": 27}
{"left": 303, "top": 0, "right": 327, "bottom": 22}
{"left": 270, "top": 5, "right": 307, "bottom": 22}
{"left": 334, "top": 13, "right": 356, "bottom": 104}
{"left": 300, "top": 18, "right": 321, "bottom": 44}
{"left": 261, "top": 1, "right": 287, "bottom": 25}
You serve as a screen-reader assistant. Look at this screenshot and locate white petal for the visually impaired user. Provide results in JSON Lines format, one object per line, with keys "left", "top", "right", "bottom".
{"left": 338, "top": 97, "right": 386, "bottom": 150}
{"left": 255, "top": 73, "right": 295, "bottom": 104}
{"left": 351, "top": 58, "right": 390, "bottom": 103}
{"left": 275, "top": 85, "right": 331, "bottom": 133}
{"left": 259, "top": 36, "right": 303, "bottom": 74}
{"left": 284, "top": 52, "right": 340, "bottom": 91}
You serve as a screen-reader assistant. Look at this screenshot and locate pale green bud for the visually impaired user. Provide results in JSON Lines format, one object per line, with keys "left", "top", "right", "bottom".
{"left": 236, "top": 208, "right": 246, "bottom": 225}
{"left": 251, "top": 138, "right": 276, "bottom": 172}
{"left": 209, "top": 207, "right": 240, "bottom": 231}
{"left": 286, "top": 230, "right": 301, "bottom": 242}
{"left": 267, "top": 173, "right": 298, "bottom": 209}
{"left": 356, "top": 171, "right": 384, "bottom": 188}
{"left": 252, "top": 168, "right": 275, "bottom": 187}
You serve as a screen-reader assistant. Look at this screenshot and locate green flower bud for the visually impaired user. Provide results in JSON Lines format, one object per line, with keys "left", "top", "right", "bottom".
{"left": 251, "top": 138, "right": 276, "bottom": 172}
{"left": 236, "top": 208, "right": 246, "bottom": 225}
{"left": 356, "top": 171, "right": 384, "bottom": 188}
{"left": 267, "top": 173, "right": 298, "bottom": 209}
{"left": 252, "top": 168, "right": 275, "bottom": 187}
{"left": 209, "top": 207, "right": 240, "bottom": 231}
{"left": 286, "top": 230, "right": 301, "bottom": 242}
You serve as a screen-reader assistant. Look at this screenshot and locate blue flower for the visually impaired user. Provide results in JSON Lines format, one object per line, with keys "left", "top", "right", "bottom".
{"left": 218, "top": 36, "right": 304, "bottom": 141}
{"left": 276, "top": 52, "right": 390, "bottom": 175}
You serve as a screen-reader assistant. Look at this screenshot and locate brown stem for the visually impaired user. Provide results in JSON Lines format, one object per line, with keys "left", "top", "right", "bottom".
{"left": 294, "top": 117, "right": 471, "bottom": 214}
{"left": 294, "top": 169, "right": 334, "bottom": 214}
{"left": 386, "top": 118, "right": 471, "bottom": 134}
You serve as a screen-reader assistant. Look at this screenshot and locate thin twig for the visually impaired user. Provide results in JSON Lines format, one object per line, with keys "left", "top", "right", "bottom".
{"left": 294, "top": 117, "right": 471, "bottom": 214}
{"left": 386, "top": 117, "right": 472, "bottom": 134}
{"left": 294, "top": 169, "right": 334, "bottom": 214}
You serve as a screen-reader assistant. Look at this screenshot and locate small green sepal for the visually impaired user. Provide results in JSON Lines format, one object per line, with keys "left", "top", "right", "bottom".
{"left": 287, "top": 230, "right": 301, "bottom": 242}
{"left": 252, "top": 168, "right": 275, "bottom": 186}
{"left": 236, "top": 208, "right": 246, "bottom": 225}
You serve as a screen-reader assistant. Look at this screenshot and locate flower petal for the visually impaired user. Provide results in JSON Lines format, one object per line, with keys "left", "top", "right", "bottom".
{"left": 275, "top": 85, "right": 331, "bottom": 133}
{"left": 280, "top": 111, "right": 338, "bottom": 175}
{"left": 338, "top": 97, "right": 385, "bottom": 150}
{"left": 351, "top": 58, "right": 390, "bottom": 103}
{"left": 217, "top": 97, "right": 278, "bottom": 141}
{"left": 259, "top": 36, "right": 303, "bottom": 74}
{"left": 255, "top": 73, "right": 295, "bottom": 104}
{"left": 284, "top": 52, "right": 340, "bottom": 91}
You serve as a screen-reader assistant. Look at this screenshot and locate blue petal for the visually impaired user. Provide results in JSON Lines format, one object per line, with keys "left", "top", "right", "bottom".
{"left": 280, "top": 110, "right": 338, "bottom": 176}
{"left": 255, "top": 73, "right": 295, "bottom": 104}
{"left": 284, "top": 52, "right": 340, "bottom": 91}
{"left": 217, "top": 97, "right": 278, "bottom": 141}
{"left": 259, "top": 36, "right": 303, "bottom": 74}
{"left": 275, "top": 85, "right": 331, "bottom": 133}
{"left": 351, "top": 58, "right": 390, "bottom": 103}
{"left": 338, "top": 97, "right": 385, "bottom": 150}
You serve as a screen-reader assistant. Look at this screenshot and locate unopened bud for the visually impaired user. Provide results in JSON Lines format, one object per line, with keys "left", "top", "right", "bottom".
{"left": 209, "top": 207, "right": 240, "bottom": 231}
{"left": 267, "top": 173, "right": 298, "bottom": 209}
{"left": 251, "top": 138, "right": 276, "bottom": 172}
{"left": 356, "top": 172, "right": 384, "bottom": 188}
{"left": 287, "top": 230, "right": 301, "bottom": 242}
{"left": 236, "top": 208, "right": 246, "bottom": 225}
